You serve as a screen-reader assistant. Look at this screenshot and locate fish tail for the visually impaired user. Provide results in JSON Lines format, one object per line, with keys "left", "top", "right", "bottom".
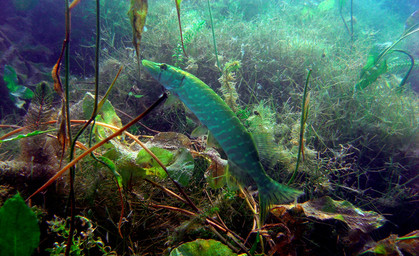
{"left": 258, "top": 177, "right": 303, "bottom": 221}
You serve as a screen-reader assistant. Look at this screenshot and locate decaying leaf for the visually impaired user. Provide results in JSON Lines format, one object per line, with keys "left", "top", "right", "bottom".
{"left": 201, "top": 148, "right": 227, "bottom": 189}
{"left": 128, "top": 0, "right": 148, "bottom": 66}
{"left": 360, "top": 230, "right": 419, "bottom": 255}
{"left": 167, "top": 147, "right": 194, "bottom": 187}
{"left": 271, "top": 196, "right": 386, "bottom": 233}
{"left": 147, "top": 132, "right": 191, "bottom": 149}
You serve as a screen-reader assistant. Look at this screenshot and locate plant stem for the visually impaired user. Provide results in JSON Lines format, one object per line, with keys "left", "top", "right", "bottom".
{"left": 63, "top": 0, "right": 74, "bottom": 254}
{"left": 207, "top": 0, "right": 220, "bottom": 74}
{"left": 288, "top": 69, "right": 312, "bottom": 185}
{"left": 350, "top": 0, "right": 353, "bottom": 46}
{"left": 393, "top": 50, "right": 414, "bottom": 90}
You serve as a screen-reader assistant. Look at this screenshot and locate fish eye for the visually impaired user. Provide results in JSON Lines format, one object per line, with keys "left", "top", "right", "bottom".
{"left": 160, "top": 64, "right": 168, "bottom": 71}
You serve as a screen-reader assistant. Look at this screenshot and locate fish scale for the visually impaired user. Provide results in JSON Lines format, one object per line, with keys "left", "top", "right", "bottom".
{"left": 142, "top": 60, "right": 302, "bottom": 220}
{"left": 174, "top": 74, "right": 258, "bottom": 167}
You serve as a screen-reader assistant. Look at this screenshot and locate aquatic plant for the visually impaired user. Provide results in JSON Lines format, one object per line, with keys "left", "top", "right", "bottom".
{"left": 19, "top": 82, "right": 60, "bottom": 170}
{"left": 172, "top": 44, "right": 185, "bottom": 68}
{"left": 174, "top": 0, "right": 187, "bottom": 57}
{"left": 207, "top": 0, "right": 220, "bottom": 72}
{"left": 2, "top": 65, "right": 34, "bottom": 109}
{"left": 0, "top": 194, "right": 40, "bottom": 256}
{"left": 46, "top": 215, "right": 116, "bottom": 255}
{"left": 219, "top": 60, "right": 241, "bottom": 112}
{"left": 355, "top": 9, "right": 419, "bottom": 91}
{"left": 288, "top": 69, "right": 311, "bottom": 184}
{"left": 246, "top": 101, "right": 279, "bottom": 169}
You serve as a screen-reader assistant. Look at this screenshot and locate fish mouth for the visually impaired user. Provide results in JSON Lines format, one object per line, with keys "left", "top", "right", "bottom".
{"left": 142, "top": 59, "right": 161, "bottom": 79}
{"left": 141, "top": 59, "right": 157, "bottom": 70}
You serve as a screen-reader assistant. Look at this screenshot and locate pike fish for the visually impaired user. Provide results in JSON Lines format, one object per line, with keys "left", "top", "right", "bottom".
{"left": 142, "top": 60, "right": 302, "bottom": 220}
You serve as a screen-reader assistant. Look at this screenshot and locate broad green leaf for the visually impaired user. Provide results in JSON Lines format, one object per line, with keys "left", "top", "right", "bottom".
{"left": 115, "top": 151, "right": 147, "bottom": 186}
{"left": 136, "top": 147, "right": 173, "bottom": 178}
{"left": 355, "top": 43, "right": 391, "bottom": 90}
{"left": 3, "top": 65, "right": 18, "bottom": 92}
{"left": 3, "top": 65, "right": 34, "bottom": 108}
{"left": 170, "top": 239, "right": 237, "bottom": 256}
{"left": 82, "top": 92, "right": 123, "bottom": 139}
{"left": 103, "top": 140, "right": 175, "bottom": 186}
{"left": 88, "top": 92, "right": 122, "bottom": 127}
{"left": 167, "top": 148, "right": 194, "bottom": 186}
{"left": 355, "top": 60, "right": 388, "bottom": 90}
{"left": 20, "top": 86, "right": 35, "bottom": 99}
{"left": 0, "top": 194, "right": 40, "bottom": 256}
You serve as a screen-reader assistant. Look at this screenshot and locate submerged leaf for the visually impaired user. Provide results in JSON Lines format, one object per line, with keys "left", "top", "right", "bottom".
{"left": 167, "top": 148, "right": 194, "bottom": 186}
{"left": 3, "top": 65, "right": 18, "bottom": 92}
{"left": 170, "top": 239, "right": 237, "bottom": 256}
{"left": 271, "top": 196, "right": 386, "bottom": 233}
{"left": 136, "top": 147, "right": 173, "bottom": 178}
{"left": 355, "top": 43, "right": 391, "bottom": 90}
{"left": 82, "top": 92, "right": 123, "bottom": 139}
{"left": 203, "top": 149, "right": 227, "bottom": 189}
{"left": 0, "top": 194, "right": 40, "bottom": 256}
{"left": 3, "top": 65, "right": 34, "bottom": 108}
{"left": 360, "top": 231, "right": 419, "bottom": 255}
{"left": 148, "top": 132, "right": 191, "bottom": 149}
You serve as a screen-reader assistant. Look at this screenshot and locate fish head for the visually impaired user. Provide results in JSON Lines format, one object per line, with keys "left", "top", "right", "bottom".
{"left": 142, "top": 60, "right": 187, "bottom": 90}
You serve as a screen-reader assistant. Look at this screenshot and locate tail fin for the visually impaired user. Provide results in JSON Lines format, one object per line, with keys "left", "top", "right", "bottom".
{"left": 258, "top": 177, "right": 303, "bottom": 221}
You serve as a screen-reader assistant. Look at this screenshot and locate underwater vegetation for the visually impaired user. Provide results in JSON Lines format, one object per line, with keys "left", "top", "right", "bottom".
{"left": 0, "top": 0, "right": 418, "bottom": 255}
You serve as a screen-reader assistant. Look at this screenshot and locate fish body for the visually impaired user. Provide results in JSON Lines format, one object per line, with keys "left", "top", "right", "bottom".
{"left": 142, "top": 60, "right": 302, "bottom": 219}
